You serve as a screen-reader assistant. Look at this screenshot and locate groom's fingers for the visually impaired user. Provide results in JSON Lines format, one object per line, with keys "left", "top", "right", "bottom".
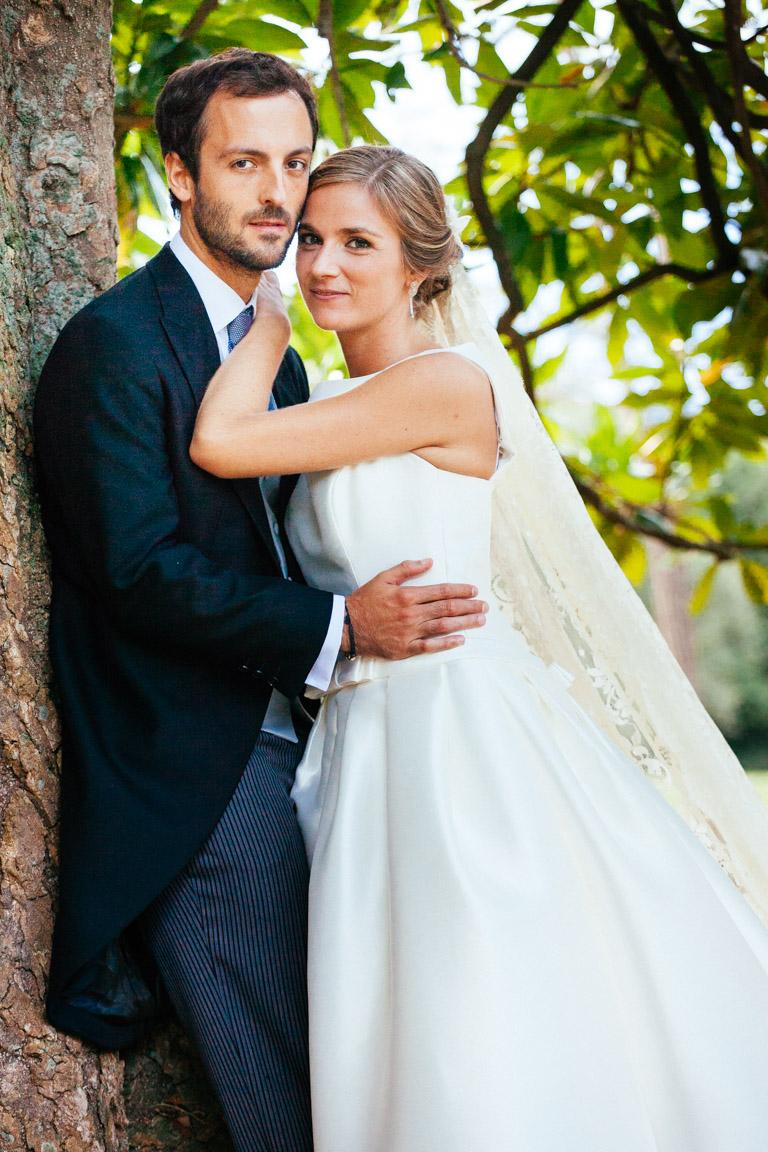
{"left": 410, "top": 633, "right": 467, "bottom": 655}
{"left": 345, "top": 561, "right": 490, "bottom": 660}
{"left": 418, "top": 609, "right": 488, "bottom": 635}
{"left": 408, "top": 583, "right": 483, "bottom": 606}
{"left": 417, "top": 596, "right": 488, "bottom": 619}
{"left": 386, "top": 561, "right": 485, "bottom": 612}
{"left": 408, "top": 615, "right": 487, "bottom": 654}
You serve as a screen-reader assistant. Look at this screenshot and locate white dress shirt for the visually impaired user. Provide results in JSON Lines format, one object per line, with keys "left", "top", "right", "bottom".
{"left": 170, "top": 232, "right": 344, "bottom": 741}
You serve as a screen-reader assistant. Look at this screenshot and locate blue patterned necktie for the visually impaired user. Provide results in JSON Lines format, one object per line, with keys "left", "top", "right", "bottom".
{"left": 227, "top": 304, "right": 254, "bottom": 353}
{"left": 225, "top": 303, "right": 287, "bottom": 575}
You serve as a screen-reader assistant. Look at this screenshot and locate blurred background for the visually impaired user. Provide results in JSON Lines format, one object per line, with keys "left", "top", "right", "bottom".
{"left": 112, "top": 0, "right": 768, "bottom": 782}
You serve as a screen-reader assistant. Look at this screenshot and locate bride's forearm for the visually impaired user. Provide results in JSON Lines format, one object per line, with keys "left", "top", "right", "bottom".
{"left": 192, "top": 320, "right": 287, "bottom": 469}
{"left": 201, "top": 322, "right": 285, "bottom": 421}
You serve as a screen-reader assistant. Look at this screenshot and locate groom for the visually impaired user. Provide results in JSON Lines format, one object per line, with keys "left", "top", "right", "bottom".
{"left": 34, "top": 48, "right": 486, "bottom": 1151}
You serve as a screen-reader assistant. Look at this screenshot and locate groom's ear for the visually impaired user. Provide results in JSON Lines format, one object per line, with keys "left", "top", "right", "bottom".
{"left": 164, "top": 152, "right": 194, "bottom": 209}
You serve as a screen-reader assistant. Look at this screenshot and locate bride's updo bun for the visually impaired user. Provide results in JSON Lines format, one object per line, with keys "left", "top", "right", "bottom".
{"left": 307, "top": 146, "right": 463, "bottom": 315}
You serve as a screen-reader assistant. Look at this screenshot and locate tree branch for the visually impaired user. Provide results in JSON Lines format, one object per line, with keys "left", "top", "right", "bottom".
{"left": 318, "top": 0, "right": 351, "bottom": 146}
{"left": 573, "top": 476, "right": 756, "bottom": 559}
{"left": 432, "top": 0, "right": 582, "bottom": 90}
{"left": 114, "top": 112, "right": 155, "bottom": 140}
{"left": 740, "top": 50, "right": 768, "bottom": 101}
{"left": 650, "top": 0, "right": 751, "bottom": 157}
{"left": 523, "top": 261, "right": 735, "bottom": 341}
{"left": 180, "top": 0, "right": 220, "bottom": 40}
{"left": 499, "top": 310, "right": 536, "bottom": 402}
{"left": 464, "top": 0, "right": 584, "bottom": 329}
{"left": 647, "top": 0, "right": 768, "bottom": 178}
{"left": 616, "top": 0, "right": 737, "bottom": 267}
{"left": 723, "top": 0, "right": 768, "bottom": 214}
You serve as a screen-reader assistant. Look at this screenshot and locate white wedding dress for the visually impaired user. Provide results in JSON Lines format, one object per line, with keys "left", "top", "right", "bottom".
{"left": 286, "top": 344, "right": 768, "bottom": 1152}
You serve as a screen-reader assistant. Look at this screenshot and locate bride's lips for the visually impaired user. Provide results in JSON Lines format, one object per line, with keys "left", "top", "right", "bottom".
{"left": 309, "top": 288, "right": 349, "bottom": 301}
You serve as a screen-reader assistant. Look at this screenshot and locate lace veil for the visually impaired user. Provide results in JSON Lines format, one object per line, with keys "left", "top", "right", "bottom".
{"left": 422, "top": 248, "right": 768, "bottom": 927}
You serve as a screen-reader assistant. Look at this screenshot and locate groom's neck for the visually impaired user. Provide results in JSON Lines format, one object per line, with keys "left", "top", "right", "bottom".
{"left": 179, "top": 217, "right": 261, "bottom": 303}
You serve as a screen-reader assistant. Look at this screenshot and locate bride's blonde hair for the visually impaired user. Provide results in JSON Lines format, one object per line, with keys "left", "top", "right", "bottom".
{"left": 307, "top": 146, "right": 462, "bottom": 316}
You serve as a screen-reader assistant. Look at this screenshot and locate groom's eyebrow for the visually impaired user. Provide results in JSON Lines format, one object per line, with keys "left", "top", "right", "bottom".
{"left": 219, "top": 146, "right": 313, "bottom": 159}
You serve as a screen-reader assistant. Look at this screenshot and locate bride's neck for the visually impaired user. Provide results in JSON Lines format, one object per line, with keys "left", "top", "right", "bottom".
{"left": 340, "top": 318, "right": 437, "bottom": 379}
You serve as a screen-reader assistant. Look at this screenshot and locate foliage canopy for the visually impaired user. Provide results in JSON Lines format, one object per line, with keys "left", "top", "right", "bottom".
{"left": 112, "top": 0, "right": 768, "bottom": 604}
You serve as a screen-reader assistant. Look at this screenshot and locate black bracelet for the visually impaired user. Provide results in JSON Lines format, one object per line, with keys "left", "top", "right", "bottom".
{"left": 344, "top": 606, "right": 357, "bottom": 661}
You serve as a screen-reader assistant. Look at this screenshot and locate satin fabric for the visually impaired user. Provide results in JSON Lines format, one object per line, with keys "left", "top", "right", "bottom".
{"left": 287, "top": 345, "right": 768, "bottom": 1152}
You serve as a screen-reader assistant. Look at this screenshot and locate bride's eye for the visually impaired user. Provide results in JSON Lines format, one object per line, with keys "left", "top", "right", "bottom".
{"left": 298, "top": 231, "right": 321, "bottom": 247}
{"left": 348, "top": 237, "right": 371, "bottom": 249}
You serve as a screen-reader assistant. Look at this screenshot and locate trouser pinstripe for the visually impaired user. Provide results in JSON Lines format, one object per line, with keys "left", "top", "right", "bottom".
{"left": 140, "top": 731, "right": 313, "bottom": 1152}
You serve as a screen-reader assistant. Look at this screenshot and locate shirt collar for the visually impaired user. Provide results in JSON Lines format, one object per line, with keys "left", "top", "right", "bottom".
{"left": 169, "top": 231, "right": 258, "bottom": 337}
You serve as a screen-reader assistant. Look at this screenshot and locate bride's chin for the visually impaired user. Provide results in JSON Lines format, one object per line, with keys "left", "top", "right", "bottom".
{"left": 306, "top": 313, "right": 339, "bottom": 333}
{"left": 305, "top": 306, "right": 358, "bottom": 335}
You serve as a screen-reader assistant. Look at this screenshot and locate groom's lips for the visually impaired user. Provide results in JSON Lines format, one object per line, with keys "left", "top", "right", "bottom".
{"left": 248, "top": 219, "right": 288, "bottom": 233}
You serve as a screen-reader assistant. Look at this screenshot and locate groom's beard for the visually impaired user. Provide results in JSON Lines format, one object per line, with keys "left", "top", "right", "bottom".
{"left": 192, "top": 187, "right": 297, "bottom": 274}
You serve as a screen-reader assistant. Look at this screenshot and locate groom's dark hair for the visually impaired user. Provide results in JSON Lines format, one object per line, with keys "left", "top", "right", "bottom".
{"left": 156, "top": 48, "right": 318, "bottom": 213}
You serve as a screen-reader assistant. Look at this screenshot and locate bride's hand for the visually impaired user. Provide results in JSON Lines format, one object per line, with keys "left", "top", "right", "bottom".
{"left": 252, "top": 270, "right": 291, "bottom": 350}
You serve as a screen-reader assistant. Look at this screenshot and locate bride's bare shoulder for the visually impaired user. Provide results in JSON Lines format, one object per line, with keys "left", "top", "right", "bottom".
{"left": 361, "top": 348, "right": 491, "bottom": 409}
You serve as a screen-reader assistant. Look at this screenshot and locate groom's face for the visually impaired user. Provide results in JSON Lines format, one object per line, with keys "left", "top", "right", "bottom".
{"left": 169, "top": 90, "right": 313, "bottom": 277}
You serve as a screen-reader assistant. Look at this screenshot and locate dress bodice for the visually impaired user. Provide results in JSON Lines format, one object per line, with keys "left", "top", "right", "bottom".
{"left": 286, "top": 343, "right": 500, "bottom": 600}
{"left": 284, "top": 344, "right": 546, "bottom": 688}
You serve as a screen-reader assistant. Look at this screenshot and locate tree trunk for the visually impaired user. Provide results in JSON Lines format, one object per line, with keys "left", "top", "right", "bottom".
{"left": 0, "top": 0, "right": 125, "bottom": 1143}
{"left": 0, "top": 3, "right": 231, "bottom": 1147}
{"left": 646, "top": 539, "right": 698, "bottom": 687}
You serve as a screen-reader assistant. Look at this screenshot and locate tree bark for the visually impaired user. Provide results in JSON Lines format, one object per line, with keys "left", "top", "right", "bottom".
{"left": 0, "top": 0, "right": 125, "bottom": 1144}
{"left": 1, "top": 3, "right": 236, "bottom": 1144}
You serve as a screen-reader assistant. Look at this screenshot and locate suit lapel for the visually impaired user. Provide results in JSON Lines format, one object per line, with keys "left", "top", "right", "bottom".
{"left": 148, "top": 246, "right": 278, "bottom": 564}
{"left": 151, "top": 245, "right": 220, "bottom": 408}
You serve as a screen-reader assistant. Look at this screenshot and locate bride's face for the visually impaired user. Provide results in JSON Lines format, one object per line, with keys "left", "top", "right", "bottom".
{"left": 296, "top": 183, "right": 412, "bottom": 332}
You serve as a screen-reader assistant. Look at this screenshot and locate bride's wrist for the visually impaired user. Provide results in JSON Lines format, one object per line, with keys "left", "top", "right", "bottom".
{"left": 249, "top": 313, "right": 291, "bottom": 351}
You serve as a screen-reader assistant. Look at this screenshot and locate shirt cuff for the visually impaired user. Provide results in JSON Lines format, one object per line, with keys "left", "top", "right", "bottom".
{"left": 305, "top": 594, "right": 345, "bottom": 692}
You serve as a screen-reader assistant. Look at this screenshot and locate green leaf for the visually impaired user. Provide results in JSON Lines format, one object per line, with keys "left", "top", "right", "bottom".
{"left": 708, "top": 496, "right": 736, "bottom": 538}
{"left": 332, "top": 0, "right": 375, "bottom": 28}
{"left": 690, "top": 562, "right": 719, "bottom": 614}
{"left": 497, "top": 204, "right": 532, "bottom": 262}
{"left": 673, "top": 274, "right": 738, "bottom": 337}
{"left": 205, "top": 20, "right": 307, "bottom": 53}
{"left": 383, "top": 60, "right": 410, "bottom": 97}
{"left": 739, "top": 559, "right": 768, "bottom": 605}
{"left": 551, "top": 227, "right": 568, "bottom": 280}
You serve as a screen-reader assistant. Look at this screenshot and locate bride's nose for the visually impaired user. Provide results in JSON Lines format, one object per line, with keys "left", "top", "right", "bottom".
{"left": 309, "top": 242, "right": 343, "bottom": 278}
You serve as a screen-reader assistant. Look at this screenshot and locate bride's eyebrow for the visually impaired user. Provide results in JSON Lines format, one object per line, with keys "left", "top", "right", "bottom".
{"left": 338, "top": 226, "right": 382, "bottom": 237}
{"left": 298, "top": 223, "right": 383, "bottom": 238}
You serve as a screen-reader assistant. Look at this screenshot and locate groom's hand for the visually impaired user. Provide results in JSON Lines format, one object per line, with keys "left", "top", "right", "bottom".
{"left": 344, "top": 559, "right": 488, "bottom": 660}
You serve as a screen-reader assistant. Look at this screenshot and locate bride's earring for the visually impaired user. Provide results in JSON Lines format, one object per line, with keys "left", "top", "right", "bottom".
{"left": 408, "top": 281, "right": 419, "bottom": 319}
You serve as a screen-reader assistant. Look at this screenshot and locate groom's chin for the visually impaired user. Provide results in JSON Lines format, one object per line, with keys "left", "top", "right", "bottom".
{"left": 230, "top": 239, "right": 293, "bottom": 275}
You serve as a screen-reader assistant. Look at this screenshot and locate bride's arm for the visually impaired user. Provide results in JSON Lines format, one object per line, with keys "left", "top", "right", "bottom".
{"left": 193, "top": 271, "right": 292, "bottom": 433}
{"left": 191, "top": 276, "right": 493, "bottom": 479}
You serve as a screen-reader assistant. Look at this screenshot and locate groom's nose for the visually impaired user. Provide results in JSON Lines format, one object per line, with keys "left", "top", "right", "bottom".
{"left": 258, "top": 165, "right": 288, "bottom": 207}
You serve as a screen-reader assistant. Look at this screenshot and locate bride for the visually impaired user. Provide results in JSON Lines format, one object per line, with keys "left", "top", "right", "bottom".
{"left": 191, "top": 145, "right": 768, "bottom": 1151}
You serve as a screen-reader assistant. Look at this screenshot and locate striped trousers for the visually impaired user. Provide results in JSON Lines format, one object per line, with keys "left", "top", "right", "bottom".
{"left": 140, "top": 731, "right": 313, "bottom": 1152}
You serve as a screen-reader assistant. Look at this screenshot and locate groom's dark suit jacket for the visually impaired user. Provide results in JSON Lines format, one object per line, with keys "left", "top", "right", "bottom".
{"left": 34, "top": 244, "right": 334, "bottom": 1049}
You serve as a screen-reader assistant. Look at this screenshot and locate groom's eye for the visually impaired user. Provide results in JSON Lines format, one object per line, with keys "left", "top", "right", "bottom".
{"left": 232, "top": 159, "right": 254, "bottom": 170}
